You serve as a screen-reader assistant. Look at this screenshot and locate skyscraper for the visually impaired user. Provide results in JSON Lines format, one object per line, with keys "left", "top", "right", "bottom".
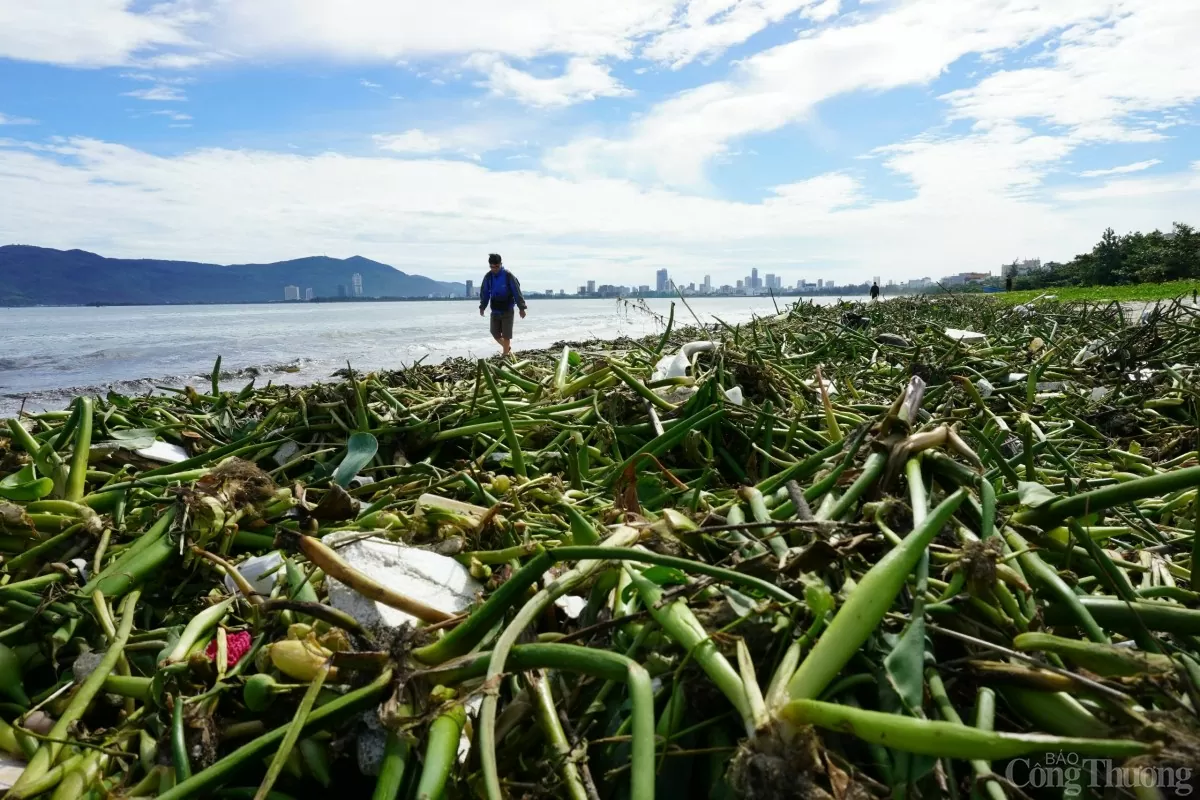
{"left": 656, "top": 269, "right": 669, "bottom": 293}
{"left": 765, "top": 274, "right": 776, "bottom": 291}
{"left": 352, "top": 273, "right": 363, "bottom": 297}
{"left": 465, "top": 279, "right": 473, "bottom": 299}
{"left": 703, "top": 274, "right": 711, "bottom": 294}
{"left": 304, "top": 287, "right": 314, "bottom": 301}
{"left": 751, "top": 268, "right": 760, "bottom": 289}
{"left": 587, "top": 280, "right": 596, "bottom": 294}
{"left": 283, "top": 285, "right": 300, "bottom": 301}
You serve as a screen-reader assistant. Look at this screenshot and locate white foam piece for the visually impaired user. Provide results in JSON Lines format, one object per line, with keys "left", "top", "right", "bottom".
{"left": 134, "top": 440, "right": 191, "bottom": 464}
{"left": 945, "top": 328, "right": 986, "bottom": 344}
{"left": 224, "top": 551, "right": 285, "bottom": 596}
{"left": 323, "top": 532, "right": 482, "bottom": 631}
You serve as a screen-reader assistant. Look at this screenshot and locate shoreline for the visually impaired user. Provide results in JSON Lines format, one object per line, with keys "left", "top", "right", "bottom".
{"left": 0, "top": 317, "right": 729, "bottom": 420}
{"left": 4, "top": 294, "right": 1185, "bottom": 419}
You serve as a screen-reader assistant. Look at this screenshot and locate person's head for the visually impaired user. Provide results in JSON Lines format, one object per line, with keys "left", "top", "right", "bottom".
{"left": 488, "top": 253, "right": 502, "bottom": 273}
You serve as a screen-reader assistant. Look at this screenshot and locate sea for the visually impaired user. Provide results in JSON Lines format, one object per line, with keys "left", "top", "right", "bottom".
{"left": 0, "top": 296, "right": 868, "bottom": 416}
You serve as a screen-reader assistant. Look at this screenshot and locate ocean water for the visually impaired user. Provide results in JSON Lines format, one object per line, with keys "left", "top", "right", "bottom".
{"left": 0, "top": 296, "right": 866, "bottom": 416}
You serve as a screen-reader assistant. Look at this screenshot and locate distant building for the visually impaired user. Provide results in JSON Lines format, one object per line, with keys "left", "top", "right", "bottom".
{"left": 751, "top": 268, "right": 760, "bottom": 289}
{"left": 655, "top": 269, "right": 669, "bottom": 292}
{"left": 587, "top": 280, "right": 596, "bottom": 294}
{"left": 558, "top": 289, "right": 566, "bottom": 296}
{"left": 337, "top": 284, "right": 347, "bottom": 298}
{"left": 702, "top": 275, "right": 711, "bottom": 294}
{"left": 466, "top": 279, "right": 474, "bottom": 298}
{"left": 352, "top": 273, "right": 363, "bottom": 297}
{"left": 284, "top": 285, "right": 300, "bottom": 301}
{"left": 304, "top": 287, "right": 314, "bottom": 301}
{"left": 736, "top": 279, "right": 744, "bottom": 290}
{"left": 817, "top": 279, "right": 824, "bottom": 289}
{"left": 544, "top": 289, "right": 554, "bottom": 296}
{"left": 639, "top": 285, "right": 650, "bottom": 294}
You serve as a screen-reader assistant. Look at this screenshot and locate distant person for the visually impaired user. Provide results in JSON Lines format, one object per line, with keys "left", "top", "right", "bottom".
{"left": 1006, "top": 275, "right": 1013, "bottom": 292}
{"left": 478, "top": 253, "right": 527, "bottom": 356}
{"left": 869, "top": 281, "right": 880, "bottom": 301}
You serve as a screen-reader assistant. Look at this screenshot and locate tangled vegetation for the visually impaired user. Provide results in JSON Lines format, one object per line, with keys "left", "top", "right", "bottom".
{"left": 0, "top": 294, "right": 1198, "bottom": 799}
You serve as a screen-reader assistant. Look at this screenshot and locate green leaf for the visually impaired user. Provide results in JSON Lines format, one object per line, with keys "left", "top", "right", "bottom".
{"left": 1017, "top": 481, "right": 1057, "bottom": 509}
{"left": 104, "top": 428, "right": 158, "bottom": 451}
{"left": 0, "top": 465, "right": 54, "bottom": 501}
{"left": 802, "top": 576, "right": 835, "bottom": 621}
{"left": 720, "top": 586, "right": 761, "bottom": 619}
{"left": 882, "top": 617, "right": 926, "bottom": 716}
{"left": 332, "top": 432, "right": 379, "bottom": 488}
{"left": 620, "top": 565, "right": 686, "bottom": 602}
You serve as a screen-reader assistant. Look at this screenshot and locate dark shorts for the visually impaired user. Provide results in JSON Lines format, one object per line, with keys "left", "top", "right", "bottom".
{"left": 490, "top": 309, "right": 515, "bottom": 339}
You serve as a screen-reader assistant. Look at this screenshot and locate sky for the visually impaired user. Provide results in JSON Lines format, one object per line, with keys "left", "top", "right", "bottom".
{"left": 1, "top": 0, "right": 1198, "bottom": 292}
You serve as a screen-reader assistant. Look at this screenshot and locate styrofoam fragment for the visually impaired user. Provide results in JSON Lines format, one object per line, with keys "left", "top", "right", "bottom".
{"left": 723, "top": 386, "right": 744, "bottom": 405}
{"left": 945, "top": 328, "right": 986, "bottom": 344}
{"left": 324, "top": 532, "right": 482, "bottom": 631}
{"left": 134, "top": 440, "right": 190, "bottom": 464}
{"left": 0, "top": 754, "right": 25, "bottom": 791}
{"left": 555, "top": 595, "right": 587, "bottom": 619}
{"left": 224, "top": 551, "right": 285, "bottom": 596}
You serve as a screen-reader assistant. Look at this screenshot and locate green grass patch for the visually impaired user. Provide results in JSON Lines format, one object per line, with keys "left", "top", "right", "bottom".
{"left": 989, "top": 281, "right": 1200, "bottom": 305}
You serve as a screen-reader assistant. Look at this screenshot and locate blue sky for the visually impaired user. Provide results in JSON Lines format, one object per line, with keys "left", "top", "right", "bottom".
{"left": 1, "top": 0, "right": 1198, "bottom": 290}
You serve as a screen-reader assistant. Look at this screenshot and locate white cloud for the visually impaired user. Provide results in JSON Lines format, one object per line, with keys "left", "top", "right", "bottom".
{"left": 764, "top": 172, "right": 861, "bottom": 210}
{"left": 123, "top": 85, "right": 188, "bottom": 101}
{"left": 643, "top": 0, "right": 826, "bottom": 68}
{"left": 802, "top": 0, "right": 840, "bottom": 23}
{"left": 2, "top": 136, "right": 1198, "bottom": 287}
{"left": 1079, "top": 159, "right": 1161, "bottom": 178}
{"left": 150, "top": 110, "right": 194, "bottom": 122}
{"left": 0, "top": 0, "right": 190, "bottom": 67}
{"left": 373, "top": 130, "right": 448, "bottom": 154}
{"left": 942, "top": 2, "right": 1200, "bottom": 143}
{"left": 0, "top": 113, "right": 37, "bottom": 125}
{"left": 470, "top": 56, "right": 631, "bottom": 107}
{"left": 209, "top": 1, "right": 679, "bottom": 62}
{"left": 546, "top": 0, "right": 1140, "bottom": 187}
{"left": 360, "top": 79, "right": 382, "bottom": 89}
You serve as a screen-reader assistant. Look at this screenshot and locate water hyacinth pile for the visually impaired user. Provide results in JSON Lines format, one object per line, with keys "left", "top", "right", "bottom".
{"left": 0, "top": 294, "right": 1198, "bottom": 799}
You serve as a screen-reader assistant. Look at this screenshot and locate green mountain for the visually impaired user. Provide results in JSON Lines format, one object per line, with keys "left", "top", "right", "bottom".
{"left": 0, "top": 246, "right": 464, "bottom": 306}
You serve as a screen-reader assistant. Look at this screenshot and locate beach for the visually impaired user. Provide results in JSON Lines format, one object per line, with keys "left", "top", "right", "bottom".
{"left": 0, "top": 295, "right": 865, "bottom": 416}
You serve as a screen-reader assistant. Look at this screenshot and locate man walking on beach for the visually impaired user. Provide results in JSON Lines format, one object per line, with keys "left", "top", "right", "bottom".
{"left": 869, "top": 281, "right": 880, "bottom": 301}
{"left": 478, "top": 253, "right": 527, "bottom": 356}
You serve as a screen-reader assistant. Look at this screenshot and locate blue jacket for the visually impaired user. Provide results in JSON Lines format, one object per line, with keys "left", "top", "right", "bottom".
{"left": 479, "top": 268, "right": 527, "bottom": 314}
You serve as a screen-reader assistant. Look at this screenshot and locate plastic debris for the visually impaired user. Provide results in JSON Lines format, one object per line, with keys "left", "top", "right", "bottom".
{"left": 944, "top": 328, "right": 987, "bottom": 344}
{"left": 223, "top": 551, "right": 285, "bottom": 596}
{"left": 323, "top": 532, "right": 482, "bottom": 632}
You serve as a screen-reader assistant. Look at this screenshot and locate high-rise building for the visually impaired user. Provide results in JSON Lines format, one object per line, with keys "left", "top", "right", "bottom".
{"left": 304, "top": 287, "right": 314, "bottom": 301}
{"left": 587, "top": 280, "right": 596, "bottom": 294}
{"left": 655, "top": 269, "right": 669, "bottom": 293}
{"left": 352, "top": 273, "right": 363, "bottom": 297}
{"left": 736, "top": 279, "right": 744, "bottom": 290}
{"left": 751, "top": 268, "right": 760, "bottom": 289}
{"left": 702, "top": 275, "right": 711, "bottom": 294}
{"left": 639, "top": 285, "right": 650, "bottom": 294}
{"left": 466, "top": 279, "right": 474, "bottom": 299}
{"left": 817, "top": 279, "right": 824, "bottom": 289}
{"left": 337, "top": 284, "right": 347, "bottom": 298}
{"left": 284, "top": 285, "right": 300, "bottom": 301}
{"left": 765, "top": 274, "right": 776, "bottom": 291}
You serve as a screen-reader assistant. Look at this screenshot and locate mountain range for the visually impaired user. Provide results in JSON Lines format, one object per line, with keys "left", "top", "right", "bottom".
{"left": 0, "top": 246, "right": 464, "bottom": 306}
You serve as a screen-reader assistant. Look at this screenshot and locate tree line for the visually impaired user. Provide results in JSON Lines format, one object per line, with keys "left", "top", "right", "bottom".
{"left": 1011, "top": 222, "right": 1200, "bottom": 289}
